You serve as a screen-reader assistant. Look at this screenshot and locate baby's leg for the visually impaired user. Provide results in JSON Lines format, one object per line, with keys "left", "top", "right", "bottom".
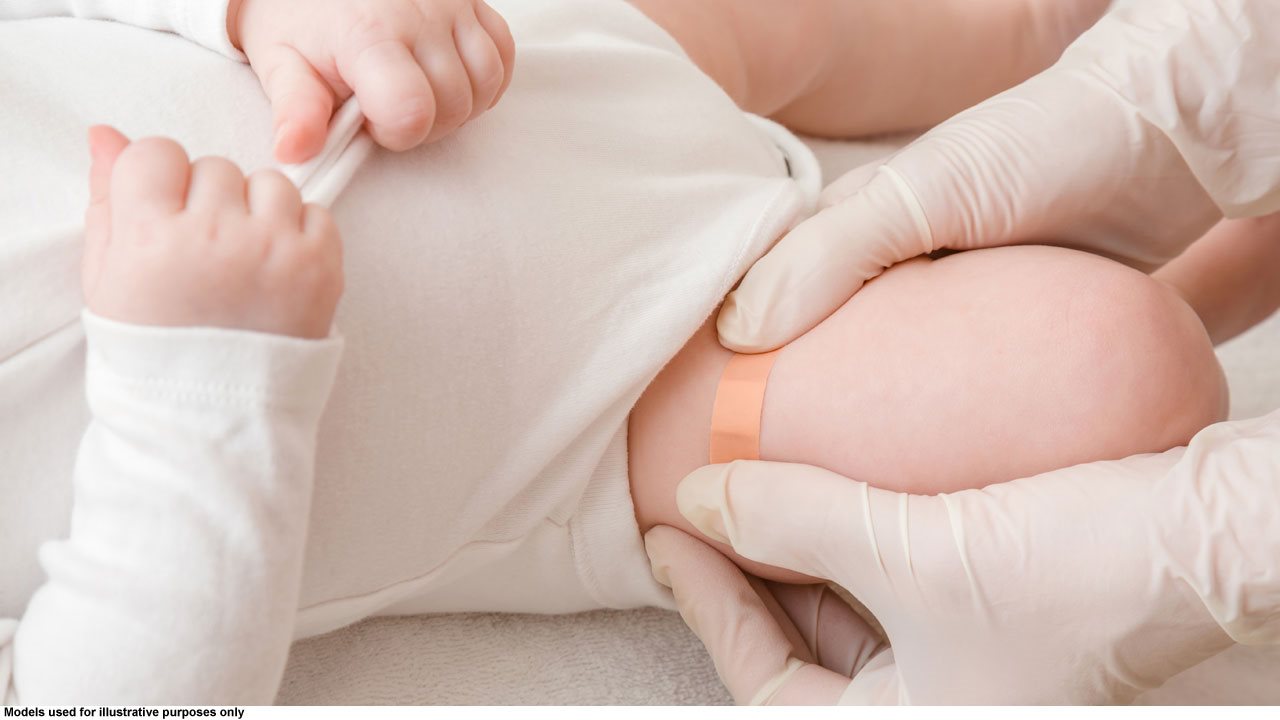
{"left": 629, "top": 245, "right": 1227, "bottom": 581}
{"left": 1154, "top": 213, "right": 1280, "bottom": 345}
{"left": 629, "top": 0, "right": 1110, "bottom": 136}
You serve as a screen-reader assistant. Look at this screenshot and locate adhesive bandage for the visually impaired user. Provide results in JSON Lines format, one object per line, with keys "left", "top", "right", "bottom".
{"left": 709, "top": 350, "right": 781, "bottom": 464}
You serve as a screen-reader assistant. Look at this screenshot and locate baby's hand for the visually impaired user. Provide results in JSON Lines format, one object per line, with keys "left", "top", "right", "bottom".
{"left": 229, "top": 0, "right": 515, "bottom": 163}
{"left": 82, "top": 127, "right": 343, "bottom": 340}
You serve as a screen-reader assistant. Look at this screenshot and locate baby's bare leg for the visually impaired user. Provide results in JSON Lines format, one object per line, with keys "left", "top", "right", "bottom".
{"left": 629, "top": 0, "right": 1110, "bottom": 136}
{"left": 1154, "top": 213, "right": 1280, "bottom": 345}
{"left": 629, "top": 246, "right": 1227, "bottom": 581}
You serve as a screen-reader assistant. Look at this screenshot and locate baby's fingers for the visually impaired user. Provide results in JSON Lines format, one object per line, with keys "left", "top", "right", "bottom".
{"left": 414, "top": 30, "right": 473, "bottom": 142}
{"left": 474, "top": 1, "right": 515, "bottom": 106}
{"left": 87, "top": 126, "right": 130, "bottom": 208}
{"left": 247, "top": 169, "right": 303, "bottom": 225}
{"left": 83, "top": 126, "right": 131, "bottom": 299}
{"left": 453, "top": 9, "right": 505, "bottom": 120}
{"left": 257, "top": 45, "right": 336, "bottom": 164}
{"left": 187, "top": 157, "right": 247, "bottom": 212}
{"left": 344, "top": 39, "right": 436, "bottom": 151}
{"left": 110, "top": 137, "right": 191, "bottom": 217}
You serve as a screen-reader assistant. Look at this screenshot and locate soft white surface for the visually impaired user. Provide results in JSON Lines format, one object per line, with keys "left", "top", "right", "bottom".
{"left": 276, "top": 136, "right": 1280, "bottom": 706}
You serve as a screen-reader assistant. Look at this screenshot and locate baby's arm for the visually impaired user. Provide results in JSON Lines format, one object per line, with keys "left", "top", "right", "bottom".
{"left": 630, "top": 0, "right": 1110, "bottom": 137}
{"left": 2, "top": 130, "right": 342, "bottom": 703}
{"left": 630, "top": 245, "right": 1226, "bottom": 582}
{"left": 0, "top": 1, "right": 242, "bottom": 57}
{"left": 1154, "top": 213, "right": 1280, "bottom": 345}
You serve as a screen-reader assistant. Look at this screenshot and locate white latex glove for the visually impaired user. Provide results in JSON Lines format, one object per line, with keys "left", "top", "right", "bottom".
{"left": 651, "top": 410, "right": 1280, "bottom": 704}
{"left": 645, "top": 526, "right": 890, "bottom": 705}
{"left": 719, "top": 0, "right": 1280, "bottom": 352}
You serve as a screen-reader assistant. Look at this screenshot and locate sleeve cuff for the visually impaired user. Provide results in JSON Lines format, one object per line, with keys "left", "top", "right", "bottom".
{"left": 82, "top": 310, "right": 343, "bottom": 412}
{"left": 172, "top": 0, "right": 246, "bottom": 61}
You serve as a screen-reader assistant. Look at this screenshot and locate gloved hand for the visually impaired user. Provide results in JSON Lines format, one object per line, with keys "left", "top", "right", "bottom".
{"left": 718, "top": 0, "right": 1280, "bottom": 353}
{"left": 644, "top": 526, "right": 889, "bottom": 705}
{"left": 649, "top": 410, "right": 1280, "bottom": 704}
{"left": 229, "top": 0, "right": 515, "bottom": 163}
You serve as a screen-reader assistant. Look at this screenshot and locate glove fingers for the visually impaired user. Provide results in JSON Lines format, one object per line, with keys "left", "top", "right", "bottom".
{"left": 765, "top": 581, "right": 888, "bottom": 678}
{"left": 816, "top": 160, "right": 882, "bottom": 210}
{"left": 744, "top": 576, "right": 818, "bottom": 667}
{"left": 839, "top": 648, "right": 905, "bottom": 704}
{"left": 644, "top": 526, "right": 819, "bottom": 705}
{"left": 716, "top": 169, "right": 934, "bottom": 353}
{"left": 677, "top": 462, "right": 903, "bottom": 604}
{"left": 765, "top": 663, "right": 857, "bottom": 705}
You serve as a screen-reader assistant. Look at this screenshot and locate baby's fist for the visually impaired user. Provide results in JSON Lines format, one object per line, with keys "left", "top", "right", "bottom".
{"left": 82, "top": 127, "right": 343, "bottom": 340}
{"left": 231, "top": 0, "right": 516, "bottom": 162}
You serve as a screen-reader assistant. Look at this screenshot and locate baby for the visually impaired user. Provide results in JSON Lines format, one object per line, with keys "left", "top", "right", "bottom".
{"left": 6, "top": 0, "right": 1272, "bottom": 704}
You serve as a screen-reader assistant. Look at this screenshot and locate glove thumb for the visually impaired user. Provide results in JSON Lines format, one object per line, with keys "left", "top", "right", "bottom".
{"left": 717, "top": 165, "right": 934, "bottom": 353}
{"left": 677, "top": 462, "right": 918, "bottom": 613}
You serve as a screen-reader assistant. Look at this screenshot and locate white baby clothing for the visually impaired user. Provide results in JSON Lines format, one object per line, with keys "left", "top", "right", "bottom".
{"left": 0, "top": 0, "right": 817, "bottom": 703}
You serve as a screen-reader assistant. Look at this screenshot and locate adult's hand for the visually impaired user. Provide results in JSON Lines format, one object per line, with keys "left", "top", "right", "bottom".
{"left": 649, "top": 411, "right": 1280, "bottom": 704}
{"left": 718, "top": 0, "right": 1280, "bottom": 352}
{"left": 228, "top": 0, "right": 515, "bottom": 163}
{"left": 645, "top": 526, "right": 890, "bottom": 705}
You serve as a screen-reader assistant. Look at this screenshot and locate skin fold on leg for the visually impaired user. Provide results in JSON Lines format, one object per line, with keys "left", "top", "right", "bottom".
{"left": 628, "top": 245, "right": 1228, "bottom": 582}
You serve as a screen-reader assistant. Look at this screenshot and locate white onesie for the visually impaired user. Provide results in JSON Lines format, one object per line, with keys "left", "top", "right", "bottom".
{"left": 0, "top": 0, "right": 818, "bottom": 703}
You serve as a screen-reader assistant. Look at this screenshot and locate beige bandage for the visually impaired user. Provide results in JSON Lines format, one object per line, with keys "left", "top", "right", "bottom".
{"left": 709, "top": 350, "right": 781, "bottom": 464}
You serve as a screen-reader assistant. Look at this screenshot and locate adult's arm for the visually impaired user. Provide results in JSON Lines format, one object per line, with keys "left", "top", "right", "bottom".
{"left": 0, "top": 313, "right": 340, "bottom": 704}
{"left": 0, "top": 1, "right": 242, "bottom": 59}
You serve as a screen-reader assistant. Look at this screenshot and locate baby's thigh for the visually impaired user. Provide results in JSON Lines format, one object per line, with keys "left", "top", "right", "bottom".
{"left": 763, "top": 245, "right": 1228, "bottom": 494}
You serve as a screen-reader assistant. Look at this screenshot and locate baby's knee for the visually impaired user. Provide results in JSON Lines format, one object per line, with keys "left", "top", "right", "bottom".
{"left": 1068, "top": 259, "right": 1228, "bottom": 450}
